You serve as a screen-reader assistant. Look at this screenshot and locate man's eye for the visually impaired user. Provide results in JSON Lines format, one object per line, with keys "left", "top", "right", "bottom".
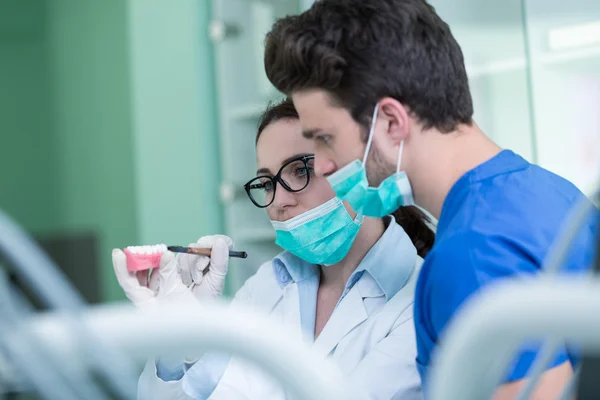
{"left": 316, "top": 135, "right": 331, "bottom": 144}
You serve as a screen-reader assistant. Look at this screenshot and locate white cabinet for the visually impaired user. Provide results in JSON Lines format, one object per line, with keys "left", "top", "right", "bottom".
{"left": 211, "top": 0, "right": 302, "bottom": 292}
{"left": 430, "top": 0, "right": 537, "bottom": 163}
{"left": 523, "top": 0, "right": 600, "bottom": 195}
{"left": 431, "top": 0, "right": 600, "bottom": 195}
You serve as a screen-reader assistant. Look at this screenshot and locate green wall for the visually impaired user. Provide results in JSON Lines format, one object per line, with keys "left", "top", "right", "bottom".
{"left": 128, "top": 0, "right": 223, "bottom": 247}
{"left": 0, "top": 0, "right": 60, "bottom": 234}
{"left": 45, "top": 0, "right": 138, "bottom": 302}
{"left": 0, "top": 0, "right": 222, "bottom": 302}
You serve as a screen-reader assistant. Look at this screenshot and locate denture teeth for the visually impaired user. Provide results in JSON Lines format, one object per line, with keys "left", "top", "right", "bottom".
{"left": 126, "top": 244, "right": 168, "bottom": 254}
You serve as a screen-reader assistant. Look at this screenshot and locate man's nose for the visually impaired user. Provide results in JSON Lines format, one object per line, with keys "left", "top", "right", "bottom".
{"left": 314, "top": 156, "right": 337, "bottom": 178}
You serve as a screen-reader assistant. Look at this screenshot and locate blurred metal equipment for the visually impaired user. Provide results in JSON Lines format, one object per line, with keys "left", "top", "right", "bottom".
{"left": 0, "top": 209, "right": 358, "bottom": 400}
{"left": 574, "top": 202, "right": 600, "bottom": 399}
{"left": 429, "top": 279, "right": 600, "bottom": 399}
{"left": 428, "top": 192, "right": 599, "bottom": 399}
{"left": 19, "top": 301, "right": 360, "bottom": 400}
{"left": 0, "top": 209, "right": 139, "bottom": 399}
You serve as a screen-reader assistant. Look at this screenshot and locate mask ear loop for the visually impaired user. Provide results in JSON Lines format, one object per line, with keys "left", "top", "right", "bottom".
{"left": 362, "top": 104, "right": 380, "bottom": 165}
{"left": 396, "top": 140, "right": 404, "bottom": 174}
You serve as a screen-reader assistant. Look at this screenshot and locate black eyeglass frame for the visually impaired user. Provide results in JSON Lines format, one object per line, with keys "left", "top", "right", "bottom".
{"left": 243, "top": 155, "right": 315, "bottom": 208}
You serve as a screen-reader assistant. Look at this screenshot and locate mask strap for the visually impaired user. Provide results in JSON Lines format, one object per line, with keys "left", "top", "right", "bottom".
{"left": 396, "top": 140, "right": 404, "bottom": 174}
{"left": 362, "top": 104, "right": 380, "bottom": 165}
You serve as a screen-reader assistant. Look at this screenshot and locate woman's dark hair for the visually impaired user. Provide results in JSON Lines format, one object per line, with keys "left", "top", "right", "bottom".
{"left": 392, "top": 207, "right": 435, "bottom": 258}
{"left": 256, "top": 97, "right": 299, "bottom": 144}
{"left": 255, "top": 98, "right": 435, "bottom": 258}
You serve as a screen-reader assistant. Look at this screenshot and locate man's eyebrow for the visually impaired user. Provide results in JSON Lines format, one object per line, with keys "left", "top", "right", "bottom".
{"left": 302, "top": 128, "right": 321, "bottom": 139}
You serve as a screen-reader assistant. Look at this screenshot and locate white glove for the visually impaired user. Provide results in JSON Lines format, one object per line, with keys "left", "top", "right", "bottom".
{"left": 112, "top": 249, "right": 195, "bottom": 307}
{"left": 176, "top": 235, "right": 233, "bottom": 298}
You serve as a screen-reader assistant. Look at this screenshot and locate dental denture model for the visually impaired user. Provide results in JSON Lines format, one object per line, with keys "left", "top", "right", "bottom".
{"left": 123, "top": 244, "right": 168, "bottom": 272}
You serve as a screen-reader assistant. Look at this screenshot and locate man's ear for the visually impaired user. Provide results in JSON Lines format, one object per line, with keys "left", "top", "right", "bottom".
{"left": 379, "top": 97, "right": 410, "bottom": 145}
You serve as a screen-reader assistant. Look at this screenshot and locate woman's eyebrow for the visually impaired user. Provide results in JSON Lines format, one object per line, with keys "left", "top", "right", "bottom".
{"left": 256, "top": 167, "right": 271, "bottom": 175}
{"left": 280, "top": 153, "right": 312, "bottom": 166}
{"left": 255, "top": 153, "right": 313, "bottom": 176}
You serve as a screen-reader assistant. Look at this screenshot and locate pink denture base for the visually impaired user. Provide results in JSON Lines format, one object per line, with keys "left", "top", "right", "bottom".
{"left": 123, "top": 248, "right": 163, "bottom": 272}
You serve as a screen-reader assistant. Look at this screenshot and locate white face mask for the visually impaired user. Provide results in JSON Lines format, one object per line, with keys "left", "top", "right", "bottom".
{"left": 326, "top": 104, "right": 414, "bottom": 217}
{"left": 270, "top": 197, "right": 363, "bottom": 266}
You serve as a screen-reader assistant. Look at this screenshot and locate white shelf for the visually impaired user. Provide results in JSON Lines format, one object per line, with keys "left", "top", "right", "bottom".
{"left": 229, "top": 93, "right": 285, "bottom": 120}
{"left": 229, "top": 103, "right": 268, "bottom": 120}
{"left": 466, "top": 45, "right": 600, "bottom": 79}
{"left": 538, "top": 45, "right": 600, "bottom": 68}
{"left": 467, "top": 58, "right": 526, "bottom": 78}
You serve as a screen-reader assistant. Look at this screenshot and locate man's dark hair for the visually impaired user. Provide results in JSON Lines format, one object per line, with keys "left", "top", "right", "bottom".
{"left": 264, "top": 0, "right": 473, "bottom": 134}
{"left": 255, "top": 97, "right": 436, "bottom": 257}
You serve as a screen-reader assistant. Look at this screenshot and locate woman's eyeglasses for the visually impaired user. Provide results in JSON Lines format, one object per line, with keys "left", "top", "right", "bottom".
{"left": 244, "top": 155, "right": 315, "bottom": 208}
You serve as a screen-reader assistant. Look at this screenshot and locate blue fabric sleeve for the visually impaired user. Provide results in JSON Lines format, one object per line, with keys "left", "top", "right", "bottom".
{"left": 424, "top": 232, "right": 572, "bottom": 383}
{"left": 155, "top": 359, "right": 185, "bottom": 382}
{"left": 504, "top": 345, "right": 569, "bottom": 382}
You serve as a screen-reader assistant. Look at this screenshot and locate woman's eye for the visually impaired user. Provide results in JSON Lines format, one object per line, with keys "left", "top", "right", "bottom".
{"left": 255, "top": 179, "right": 274, "bottom": 192}
{"left": 295, "top": 167, "right": 308, "bottom": 176}
{"left": 263, "top": 181, "right": 274, "bottom": 192}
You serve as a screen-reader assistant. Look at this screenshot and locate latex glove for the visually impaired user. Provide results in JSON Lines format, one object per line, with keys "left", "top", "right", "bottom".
{"left": 112, "top": 249, "right": 195, "bottom": 308}
{"left": 177, "top": 235, "right": 233, "bottom": 298}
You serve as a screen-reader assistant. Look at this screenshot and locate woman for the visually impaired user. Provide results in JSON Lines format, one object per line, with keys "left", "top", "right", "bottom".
{"left": 115, "top": 98, "right": 434, "bottom": 399}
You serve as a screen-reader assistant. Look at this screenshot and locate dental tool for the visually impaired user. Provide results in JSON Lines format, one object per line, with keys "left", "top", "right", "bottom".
{"left": 167, "top": 246, "right": 248, "bottom": 259}
{"left": 123, "top": 244, "right": 248, "bottom": 272}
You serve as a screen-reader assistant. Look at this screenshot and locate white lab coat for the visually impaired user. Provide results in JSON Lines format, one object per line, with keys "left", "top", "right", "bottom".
{"left": 139, "top": 253, "right": 422, "bottom": 400}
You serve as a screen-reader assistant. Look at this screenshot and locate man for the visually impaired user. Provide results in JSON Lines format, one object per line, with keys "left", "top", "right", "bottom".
{"left": 263, "top": 0, "right": 598, "bottom": 398}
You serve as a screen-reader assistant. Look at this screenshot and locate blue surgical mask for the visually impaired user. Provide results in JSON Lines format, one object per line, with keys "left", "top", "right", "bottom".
{"left": 270, "top": 197, "right": 363, "bottom": 266}
{"left": 327, "top": 104, "right": 414, "bottom": 217}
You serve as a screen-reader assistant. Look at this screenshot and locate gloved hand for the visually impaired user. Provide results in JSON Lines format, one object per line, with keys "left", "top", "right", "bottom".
{"left": 176, "top": 235, "right": 233, "bottom": 298}
{"left": 112, "top": 249, "right": 195, "bottom": 308}
{"left": 113, "top": 249, "right": 207, "bottom": 367}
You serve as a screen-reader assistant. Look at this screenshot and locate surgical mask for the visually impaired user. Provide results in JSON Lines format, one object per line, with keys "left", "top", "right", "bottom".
{"left": 270, "top": 197, "right": 363, "bottom": 266}
{"left": 327, "top": 104, "right": 414, "bottom": 217}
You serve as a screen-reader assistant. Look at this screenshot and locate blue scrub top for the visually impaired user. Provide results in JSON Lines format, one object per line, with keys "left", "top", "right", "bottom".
{"left": 414, "top": 150, "right": 599, "bottom": 389}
